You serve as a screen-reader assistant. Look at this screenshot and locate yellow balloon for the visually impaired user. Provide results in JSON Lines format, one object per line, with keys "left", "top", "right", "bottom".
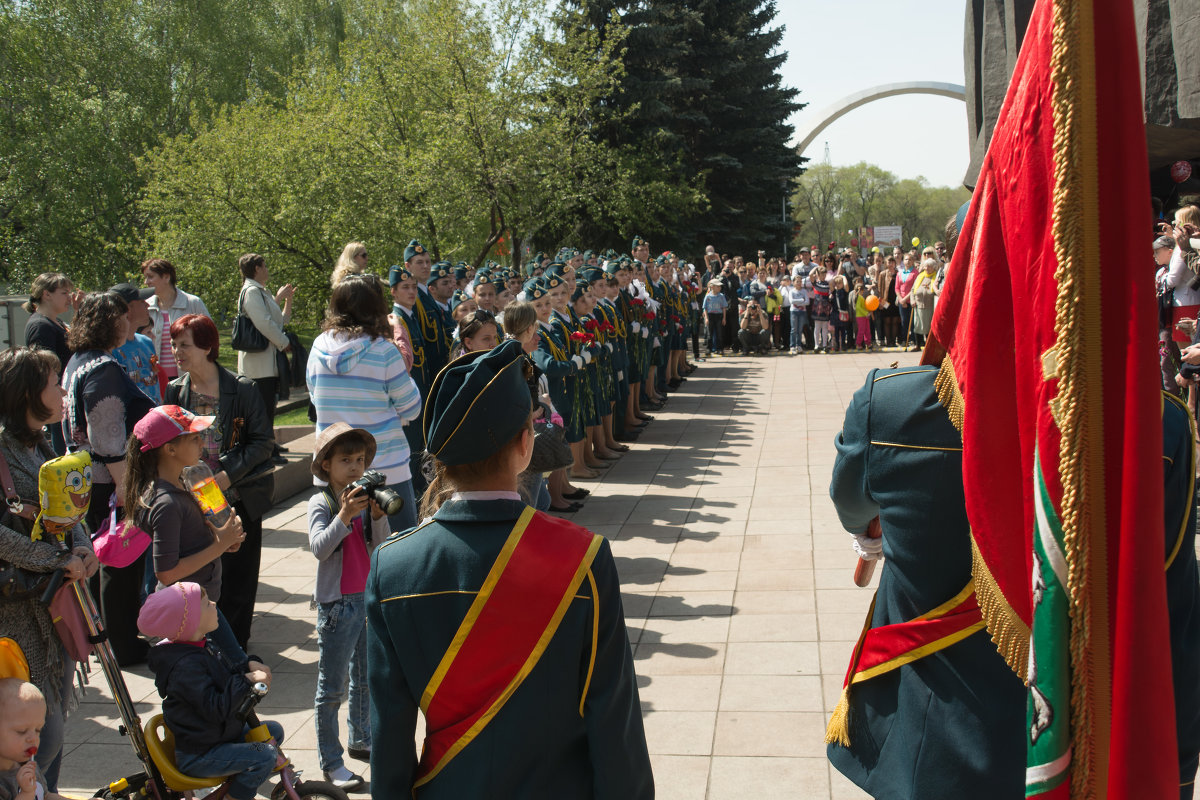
{"left": 911, "top": 237, "right": 921, "bottom": 247}
{"left": 871, "top": 246, "right": 879, "bottom": 253}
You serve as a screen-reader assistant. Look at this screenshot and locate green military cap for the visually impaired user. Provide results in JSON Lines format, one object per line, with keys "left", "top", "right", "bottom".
{"left": 603, "top": 260, "right": 626, "bottom": 276}
{"left": 522, "top": 277, "right": 548, "bottom": 299}
{"left": 631, "top": 235, "right": 647, "bottom": 249}
{"left": 583, "top": 250, "right": 595, "bottom": 260}
{"left": 580, "top": 268, "right": 604, "bottom": 285}
{"left": 428, "top": 261, "right": 453, "bottom": 285}
{"left": 486, "top": 259, "right": 500, "bottom": 270}
{"left": 453, "top": 266, "right": 468, "bottom": 282}
{"left": 475, "top": 272, "right": 500, "bottom": 288}
{"left": 654, "top": 254, "right": 668, "bottom": 266}
{"left": 450, "top": 288, "right": 468, "bottom": 310}
{"left": 571, "top": 284, "right": 589, "bottom": 302}
{"left": 424, "top": 340, "right": 534, "bottom": 467}
{"left": 544, "top": 274, "right": 564, "bottom": 290}
{"left": 388, "top": 264, "right": 413, "bottom": 286}
{"left": 604, "top": 248, "right": 618, "bottom": 259}
{"left": 404, "top": 240, "right": 427, "bottom": 262}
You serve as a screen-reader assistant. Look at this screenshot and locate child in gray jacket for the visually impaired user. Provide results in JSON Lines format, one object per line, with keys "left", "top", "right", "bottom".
{"left": 306, "top": 423, "right": 390, "bottom": 792}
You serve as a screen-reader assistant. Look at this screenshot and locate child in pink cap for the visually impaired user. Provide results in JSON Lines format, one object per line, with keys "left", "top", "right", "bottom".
{"left": 140, "top": 583, "right": 283, "bottom": 800}
{"left": 124, "top": 406, "right": 247, "bottom": 661}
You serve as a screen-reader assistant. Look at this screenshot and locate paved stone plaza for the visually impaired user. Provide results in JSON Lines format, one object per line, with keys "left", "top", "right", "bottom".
{"left": 53, "top": 347, "right": 1078, "bottom": 798}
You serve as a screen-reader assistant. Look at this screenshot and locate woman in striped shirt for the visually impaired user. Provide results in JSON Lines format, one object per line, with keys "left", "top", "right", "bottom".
{"left": 307, "top": 274, "right": 422, "bottom": 534}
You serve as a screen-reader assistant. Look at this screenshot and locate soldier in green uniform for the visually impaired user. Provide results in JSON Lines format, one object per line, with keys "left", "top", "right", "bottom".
{"left": 826, "top": 365, "right": 1025, "bottom": 799}
{"left": 1161, "top": 390, "right": 1200, "bottom": 798}
{"left": 389, "top": 264, "right": 429, "bottom": 474}
{"left": 365, "top": 340, "right": 653, "bottom": 798}
{"left": 408, "top": 241, "right": 452, "bottom": 382}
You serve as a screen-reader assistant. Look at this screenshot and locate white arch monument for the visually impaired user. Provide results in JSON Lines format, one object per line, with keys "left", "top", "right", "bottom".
{"left": 794, "top": 81, "right": 967, "bottom": 156}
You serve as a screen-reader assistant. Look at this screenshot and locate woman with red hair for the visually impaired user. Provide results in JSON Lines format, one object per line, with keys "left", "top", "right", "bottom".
{"left": 164, "top": 313, "right": 275, "bottom": 651}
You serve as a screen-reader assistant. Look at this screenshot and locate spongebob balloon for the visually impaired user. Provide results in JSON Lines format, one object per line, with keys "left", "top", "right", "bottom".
{"left": 32, "top": 452, "right": 92, "bottom": 543}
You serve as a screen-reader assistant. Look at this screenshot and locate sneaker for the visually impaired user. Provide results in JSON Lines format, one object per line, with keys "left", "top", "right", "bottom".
{"left": 324, "top": 770, "right": 365, "bottom": 792}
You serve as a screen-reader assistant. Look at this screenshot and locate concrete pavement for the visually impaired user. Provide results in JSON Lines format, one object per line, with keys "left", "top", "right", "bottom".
{"left": 55, "top": 347, "right": 1009, "bottom": 798}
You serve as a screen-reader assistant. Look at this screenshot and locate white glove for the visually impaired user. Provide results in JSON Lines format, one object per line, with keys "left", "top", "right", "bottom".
{"left": 641, "top": 328, "right": 650, "bottom": 339}
{"left": 617, "top": 371, "right": 624, "bottom": 381}
{"left": 582, "top": 350, "right": 592, "bottom": 364}
{"left": 632, "top": 322, "right": 642, "bottom": 333}
{"left": 605, "top": 342, "right": 614, "bottom": 352}
{"left": 653, "top": 336, "right": 661, "bottom": 348}
{"left": 571, "top": 355, "right": 584, "bottom": 370}
{"left": 852, "top": 533, "right": 883, "bottom": 561}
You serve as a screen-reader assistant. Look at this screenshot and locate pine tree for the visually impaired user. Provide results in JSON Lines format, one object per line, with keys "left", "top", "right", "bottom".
{"left": 555, "top": 0, "right": 803, "bottom": 256}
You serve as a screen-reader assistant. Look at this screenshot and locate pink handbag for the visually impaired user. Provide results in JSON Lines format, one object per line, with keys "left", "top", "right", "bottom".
{"left": 91, "top": 495, "right": 150, "bottom": 569}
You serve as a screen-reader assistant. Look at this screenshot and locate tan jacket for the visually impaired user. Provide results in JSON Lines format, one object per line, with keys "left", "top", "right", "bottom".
{"left": 236, "top": 279, "right": 291, "bottom": 380}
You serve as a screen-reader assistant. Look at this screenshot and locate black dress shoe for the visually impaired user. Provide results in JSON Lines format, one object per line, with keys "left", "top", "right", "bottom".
{"left": 347, "top": 746, "right": 371, "bottom": 762}
{"left": 564, "top": 488, "right": 591, "bottom": 500}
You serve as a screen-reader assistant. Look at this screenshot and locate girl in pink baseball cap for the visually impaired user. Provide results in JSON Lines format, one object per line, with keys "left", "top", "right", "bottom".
{"left": 125, "top": 406, "right": 249, "bottom": 662}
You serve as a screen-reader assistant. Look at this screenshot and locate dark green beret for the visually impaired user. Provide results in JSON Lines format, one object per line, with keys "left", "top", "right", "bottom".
{"left": 450, "top": 288, "right": 468, "bottom": 309}
{"left": 544, "top": 274, "right": 564, "bottom": 290}
{"left": 580, "top": 268, "right": 604, "bottom": 285}
{"left": 583, "top": 250, "right": 595, "bottom": 260}
{"left": 654, "top": 254, "right": 668, "bottom": 266}
{"left": 522, "top": 277, "right": 547, "bottom": 299}
{"left": 571, "top": 285, "right": 589, "bottom": 302}
{"left": 428, "top": 261, "right": 453, "bottom": 285}
{"left": 388, "top": 264, "right": 413, "bottom": 286}
{"left": 424, "top": 340, "right": 534, "bottom": 466}
{"left": 404, "top": 240, "right": 427, "bottom": 262}
{"left": 631, "top": 235, "right": 647, "bottom": 250}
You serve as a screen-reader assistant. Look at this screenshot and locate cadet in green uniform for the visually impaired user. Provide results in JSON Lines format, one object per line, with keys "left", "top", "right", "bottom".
{"left": 389, "top": 265, "right": 429, "bottom": 471}
{"left": 365, "top": 340, "right": 653, "bottom": 799}
{"left": 1161, "top": 390, "right": 1200, "bottom": 798}
{"left": 408, "top": 241, "right": 452, "bottom": 381}
{"left": 827, "top": 365, "right": 1025, "bottom": 799}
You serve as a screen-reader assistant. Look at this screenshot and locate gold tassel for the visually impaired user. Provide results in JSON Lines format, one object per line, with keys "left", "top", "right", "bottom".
{"left": 824, "top": 687, "right": 852, "bottom": 747}
{"left": 933, "top": 355, "right": 965, "bottom": 433}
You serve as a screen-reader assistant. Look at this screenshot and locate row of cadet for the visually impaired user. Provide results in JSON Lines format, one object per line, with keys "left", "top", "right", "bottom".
{"left": 314, "top": 237, "right": 710, "bottom": 517}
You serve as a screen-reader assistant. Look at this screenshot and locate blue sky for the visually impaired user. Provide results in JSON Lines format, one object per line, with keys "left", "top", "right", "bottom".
{"left": 775, "top": 0, "right": 970, "bottom": 188}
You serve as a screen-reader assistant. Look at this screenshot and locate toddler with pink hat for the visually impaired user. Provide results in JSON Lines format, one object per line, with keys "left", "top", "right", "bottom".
{"left": 139, "top": 583, "right": 284, "bottom": 800}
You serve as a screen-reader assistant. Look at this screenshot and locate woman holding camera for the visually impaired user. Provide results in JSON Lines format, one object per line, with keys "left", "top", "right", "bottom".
{"left": 308, "top": 274, "right": 421, "bottom": 533}
{"left": 165, "top": 313, "right": 275, "bottom": 650}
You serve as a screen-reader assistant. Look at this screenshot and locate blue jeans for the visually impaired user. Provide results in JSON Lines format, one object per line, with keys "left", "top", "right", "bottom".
{"left": 790, "top": 308, "right": 808, "bottom": 349}
{"left": 315, "top": 593, "right": 370, "bottom": 772}
{"left": 176, "top": 720, "right": 284, "bottom": 800}
{"left": 386, "top": 479, "right": 418, "bottom": 534}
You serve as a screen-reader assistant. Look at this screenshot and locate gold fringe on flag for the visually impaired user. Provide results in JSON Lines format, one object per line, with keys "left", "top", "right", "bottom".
{"left": 1049, "top": 0, "right": 1110, "bottom": 793}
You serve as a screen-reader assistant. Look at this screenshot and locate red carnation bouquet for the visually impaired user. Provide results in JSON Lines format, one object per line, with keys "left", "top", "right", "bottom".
{"left": 584, "top": 318, "right": 600, "bottom": 332}
{"left": 570, "top": 331, "right": 596, "bottom": 346}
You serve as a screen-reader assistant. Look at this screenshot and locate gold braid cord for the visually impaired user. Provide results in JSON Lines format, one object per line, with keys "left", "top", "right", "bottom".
{"left": 934, "top": 356, "right": 1031, "bottom": 680}
{"left": 1049, "top": 0, "right": 1110, "bottom": 794}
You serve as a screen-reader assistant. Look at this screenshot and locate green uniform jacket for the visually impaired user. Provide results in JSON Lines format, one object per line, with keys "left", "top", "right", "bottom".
{"left": 365, "top": 498, "right": 654, "bottom": 799}
{"left": 1161, "top": 391, "right": 1200, "bottom": 792}
{"left": 416, "top": 288, "right": 453, "bottom": 381}
{"left": 827, "top": 366, "right": 1024, "bottom": 799}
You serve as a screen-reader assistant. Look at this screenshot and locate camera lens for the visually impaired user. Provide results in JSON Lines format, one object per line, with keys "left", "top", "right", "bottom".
{"left": 368, "top": 485, "right": 405, "bottom": 516}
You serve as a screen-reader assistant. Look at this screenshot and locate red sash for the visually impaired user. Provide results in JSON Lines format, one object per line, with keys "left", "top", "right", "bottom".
{"left": 826, "top": 580, "right": 985, "bottom": 746}
{"left": 415, "top": 506, "right": 602, "bottom": 788}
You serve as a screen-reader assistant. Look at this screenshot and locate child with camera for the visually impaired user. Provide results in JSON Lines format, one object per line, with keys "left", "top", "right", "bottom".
{"left": 306, "top": 423, "right": 391, "bottom": 792}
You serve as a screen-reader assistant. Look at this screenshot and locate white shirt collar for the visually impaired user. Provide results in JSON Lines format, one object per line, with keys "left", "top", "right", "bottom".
{"left": 450, "top": 491, "right": 522, "bottom": 502}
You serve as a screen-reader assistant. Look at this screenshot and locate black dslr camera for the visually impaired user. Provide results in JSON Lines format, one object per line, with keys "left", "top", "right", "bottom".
{"left": 350, "top": 470, "right": 405, "bottom": 516}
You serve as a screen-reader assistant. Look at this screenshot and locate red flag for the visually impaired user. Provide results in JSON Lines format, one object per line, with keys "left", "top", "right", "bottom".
{"left": 924, "top": 0, "right": 1177, "bottom": 796}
